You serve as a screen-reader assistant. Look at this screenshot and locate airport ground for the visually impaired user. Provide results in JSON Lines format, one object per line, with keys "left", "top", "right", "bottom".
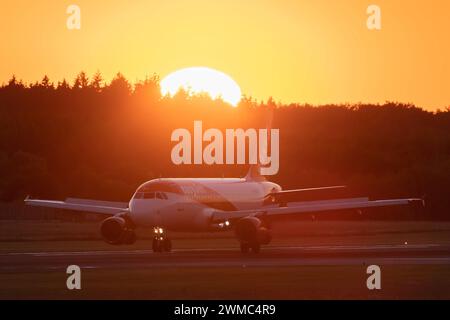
{"left": 0, "top": 220, "right": 449, "bottom": 299}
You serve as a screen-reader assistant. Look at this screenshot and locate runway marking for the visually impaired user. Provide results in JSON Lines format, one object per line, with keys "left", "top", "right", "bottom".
{"left": 69, "top": 257, "right": 450, "bottom": 268}
{"left": 1, "top": 243, "right": 450, "bottom": 273}
{"left": 1, "top": 257, "right": 450, "bottom": 272}
{"left": 3, "top": 243, "right": 446, "bottom": 257}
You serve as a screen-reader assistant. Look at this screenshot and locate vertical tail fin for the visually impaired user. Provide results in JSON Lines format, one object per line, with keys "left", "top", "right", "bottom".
{"left": 258, "top": 105, "right": 275, "bottom": 177}
{"left": 245, "top": 165, "right": 266, "bottom": 181}
{"left": 246, "top": 105, "right": 274, "bottom": 181}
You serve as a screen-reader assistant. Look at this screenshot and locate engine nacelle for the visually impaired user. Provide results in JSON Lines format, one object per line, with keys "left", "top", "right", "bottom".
{"left": 100, "top": 216, "right": 136, "bottom": 245}
{"left": 234, "top": 217, "right": 272, "bottom": 245}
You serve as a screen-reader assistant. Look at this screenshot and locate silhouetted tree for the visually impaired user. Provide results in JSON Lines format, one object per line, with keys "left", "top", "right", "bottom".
{"left": 105, "top": 72, "right": 131, "bottom": 96}
{"left": 90, "top": 71, "right": 103, "bottom": 92}
{"left": 0, "top": 72, "right": 449, "bottom": 220}
{"left": 40, "top": 75, "right": 53, "bottom": 89}
{"left": 73, "top": 71, "right": 89, "bottom": 89}
{"left": 57, "top": 79, "right": 71, "bottom": 90}
{"left": 134, "top": 74, "right": 160, "bottom": 103}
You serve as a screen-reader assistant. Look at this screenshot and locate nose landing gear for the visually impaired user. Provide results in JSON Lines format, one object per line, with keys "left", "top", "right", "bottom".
{"left": 152, "top": 227, "right": 172, "bottom": 253}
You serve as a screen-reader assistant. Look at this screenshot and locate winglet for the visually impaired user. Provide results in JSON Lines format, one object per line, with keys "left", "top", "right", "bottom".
{"left": 408, "top": 197, "right": 426, "bottom": 208}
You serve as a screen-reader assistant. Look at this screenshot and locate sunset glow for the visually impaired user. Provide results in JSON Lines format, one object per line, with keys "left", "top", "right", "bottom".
{"left": 0, "top": 1, "right": 449, "bottom": 109}
{"left": 160, "top": 67, "right": 242, "bottom": 106}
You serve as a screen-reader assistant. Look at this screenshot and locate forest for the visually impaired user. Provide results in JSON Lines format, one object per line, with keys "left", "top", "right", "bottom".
{"left": 0, "top": 72, "right": 449, "bottom": 219}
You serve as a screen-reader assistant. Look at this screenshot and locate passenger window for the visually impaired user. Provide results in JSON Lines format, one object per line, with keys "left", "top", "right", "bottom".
{"left": 144, "top": 192, "right": 155, "bottom": 199}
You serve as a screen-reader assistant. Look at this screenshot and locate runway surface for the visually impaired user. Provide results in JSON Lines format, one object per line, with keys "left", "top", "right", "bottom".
{"left": 1, "top": 244, "right": 450, "bottom": 272}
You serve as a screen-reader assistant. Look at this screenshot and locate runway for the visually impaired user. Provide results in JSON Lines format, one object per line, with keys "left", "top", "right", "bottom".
{"left": 1, "top": 244, "right": 450, "bottom": 272}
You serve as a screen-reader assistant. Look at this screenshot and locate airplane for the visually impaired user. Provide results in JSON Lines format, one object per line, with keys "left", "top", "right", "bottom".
{"left": 24, "top": 166, "right": 424, "bottom": 253}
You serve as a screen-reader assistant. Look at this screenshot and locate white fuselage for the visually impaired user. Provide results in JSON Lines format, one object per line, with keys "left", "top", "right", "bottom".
{"left": 128, "top": 178, "right": 281, "bottom": 232}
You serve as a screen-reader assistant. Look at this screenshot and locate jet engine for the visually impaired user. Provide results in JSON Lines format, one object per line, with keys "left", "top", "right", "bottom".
{"left": 100, "top": 216, "right": 136, "bottom": 245}
{"left": 234, "top": 216, "right": 272, "bottom": 246}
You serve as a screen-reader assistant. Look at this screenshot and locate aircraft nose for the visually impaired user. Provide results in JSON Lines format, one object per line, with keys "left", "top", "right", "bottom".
{"left": 129, "top": 200, "right": 158, "bottom": 226}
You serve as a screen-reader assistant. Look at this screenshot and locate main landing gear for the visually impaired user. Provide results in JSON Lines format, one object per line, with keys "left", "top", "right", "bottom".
{"left": 152, "top": 227, "right": 172, "bottom": 253}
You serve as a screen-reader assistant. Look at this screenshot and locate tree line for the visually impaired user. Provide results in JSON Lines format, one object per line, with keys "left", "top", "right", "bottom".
{"left": 1, "top": 72, "right": 449, "bottom": 219}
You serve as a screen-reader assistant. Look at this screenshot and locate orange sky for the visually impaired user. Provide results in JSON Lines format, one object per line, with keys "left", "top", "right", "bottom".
{"left": 0, "top": 0, "right": 449, "bottom": 110}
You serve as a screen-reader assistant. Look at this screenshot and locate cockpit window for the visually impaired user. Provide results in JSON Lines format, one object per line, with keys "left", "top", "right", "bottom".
{"left": 134, "top": 191, "right": 169, "bottom": 200}
{"left": 137, "top": 180, "right": 183, "bottom": 194}
{"left": 144, "top": 192, "right": 155, "bottom": 199}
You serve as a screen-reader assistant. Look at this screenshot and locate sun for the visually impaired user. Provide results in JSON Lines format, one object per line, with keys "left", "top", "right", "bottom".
{"left": 160, "top": 67, "right": 242, "bottom": 106}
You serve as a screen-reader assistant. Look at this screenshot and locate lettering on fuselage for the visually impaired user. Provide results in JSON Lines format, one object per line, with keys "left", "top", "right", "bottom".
{"left": 179, "top": 181, "right": 237, "bottom": 211}
{"left": 171, "top": 121, "right": 279, "bottom": 175}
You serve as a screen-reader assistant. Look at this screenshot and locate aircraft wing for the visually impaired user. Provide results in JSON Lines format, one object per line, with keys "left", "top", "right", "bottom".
{"left": 24, "top": 196, "right": 128, "bottom": 215}
{"left": 212, "top": 197, "right": 424, "bottom": 222}
{"left": 264, "top": 186, "right": 347, "bottom": 204}
{"left": 274, "top": 186, "right": 346, "bottom": 195}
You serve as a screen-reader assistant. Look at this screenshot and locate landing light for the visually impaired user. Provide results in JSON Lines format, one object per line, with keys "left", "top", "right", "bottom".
{"left": 225, "top": 221, "right": 230, "bottom": 226}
